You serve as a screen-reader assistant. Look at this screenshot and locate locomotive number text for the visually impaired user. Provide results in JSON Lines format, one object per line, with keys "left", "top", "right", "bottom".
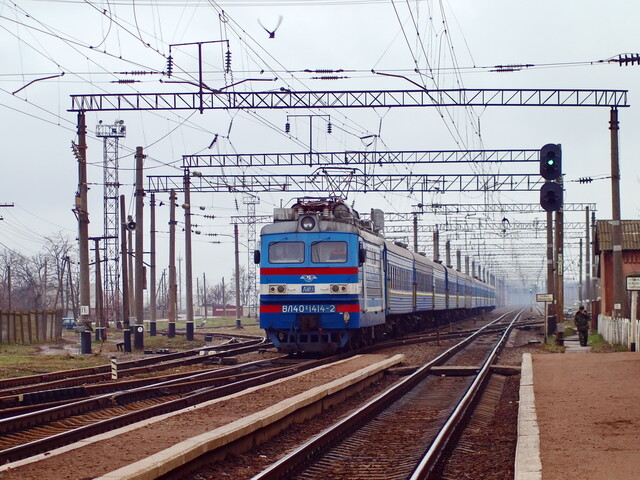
{"left": 282, "top": 304, "right": 336, "bottom": 313}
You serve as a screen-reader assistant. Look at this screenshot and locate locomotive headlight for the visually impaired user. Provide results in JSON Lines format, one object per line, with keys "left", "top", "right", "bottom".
{"left": 300, "top": 215, "right": 316, "bottom": 231}
{"left": 331, "top": 284, "right": 347, "bottom": 293}
{"left": 269, "top": 285, "right": 286, "bottom": 294}
{"left": 331, "top": 284, "right": 339, "bottom": 293}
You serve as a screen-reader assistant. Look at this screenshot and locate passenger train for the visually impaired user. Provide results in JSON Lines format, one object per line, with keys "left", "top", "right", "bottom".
{"left": 256, "top": 197, "right": 496, "bottom": 353}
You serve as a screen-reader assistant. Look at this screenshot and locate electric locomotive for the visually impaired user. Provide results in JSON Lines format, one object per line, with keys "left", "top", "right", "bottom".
{"left": 256, "top": 197, "right": 495, "bottom": 353}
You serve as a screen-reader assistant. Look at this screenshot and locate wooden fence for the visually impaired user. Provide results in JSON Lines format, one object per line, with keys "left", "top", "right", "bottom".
{"left": 0, "top": 309, "right": 63, "bottom": 344}
{"left": 598, "top": 314, "right": 640, "bottom": 351}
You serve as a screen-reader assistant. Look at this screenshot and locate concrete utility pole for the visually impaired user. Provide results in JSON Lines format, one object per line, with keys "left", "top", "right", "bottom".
{"left": 120, "top": 195, "right": 131, "bottom": 352}
{"left": 134, "top": 146, "right": 145, "bottom": 350}
{"left": 585, "top": 207, "right": 591, "bottom": 312}
{"left": 609, "top": 108, "right": 627, "bottom": 318}
{"left": 92, "top": 238, "right": 105, "bottom": 341}
{"left": 149, "top": 193, "right": 157, "bottom": 336}
{"left": 178, "top": 255, "right": 182, "bottom": 313}
{"left": 445, "top": 240, "right": 451, "bottom": 268}
{"left": 591, "top": 211, "right": 597, "bottom": 328}
{"left": 127, "top": 218, "right": 135, "bottom": 319}
{"left": 75, "top": 111, "right": 92, "bottom": 354}
{"left": 168, "top": 190, "right": 177, "bottom": 338}
{"left": 234, "top": 223, "right": 242, "bottom": 329}
{"left": 183, "top": 173, "right": 194, "bottom": 341}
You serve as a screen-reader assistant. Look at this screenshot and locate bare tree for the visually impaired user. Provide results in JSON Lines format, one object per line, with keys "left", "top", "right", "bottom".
{"left": 230, "top": 265, "right": 250, "bottom": 307}
{"left": 43, "top": 233, "right": 76, "bottom": 315}
{"left": 0, "top": 233, "right": 77, "bottom": 313}
{"left": 207, "top": 278, "right": 233, "bottom": 314}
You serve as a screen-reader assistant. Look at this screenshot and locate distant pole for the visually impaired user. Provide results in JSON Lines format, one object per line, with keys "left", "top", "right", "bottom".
{"left": 591, "top": 211, "right": 597, "bottom": 328}
{"left": 178, "top": 256, "right": 183, "bottom": 314}
{"left": 93, "top": 238, "right": 105, "bottom": 341}
{"left": 546, "top": 204, "right": 556, "bottom": 338}
{"left": 222, "top": 276, "right": 227, "bottom": 316}
{"left": 579, "top": 238, "right": 583, "bottom": 305}
{"left": 555, "top": 188, "right": 564, "bottom": 346}
{"left": 120, "top": 195, "right": 131, "bottom": 352}
{"left": 149, "top": 193, "right": 157, "bottom": 336}
{"left": 168, "top": 189, "right": 177, "bottom": 338}
{"left": 127, "top": 218, "right": 135, "bottom": 320}
{"left": 413, "top": 214, "right": 418, "bottom": 253}
{"left": 183, "top": 173, "right": 194, "bottom": 341}
{"left": 585, "top": 207, "right": 591, "bottom": 312}
{"left": 234, "top": 223, "right": 242, "bottom": 329}
{"left": 609, "top": 108, "right": 627, "bottom": 318}
{"left": 631, "top": 291, "right": 638, "bottom": 352}
{"left": 203, "top": 272, "right": 207, "bottom": 321}
{"left": 445, "top": 240, "right": 451, "bottom": 268}
{"left": 7, "top": 265, "right": 11, "bottom": 310}
{"left": 134, "top": 146, "right": 145, "bottom": 350}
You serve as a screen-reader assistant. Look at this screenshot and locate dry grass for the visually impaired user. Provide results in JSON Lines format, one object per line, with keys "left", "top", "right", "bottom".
{"left": 0, "top": 317, "right": 265, "bottom": 379}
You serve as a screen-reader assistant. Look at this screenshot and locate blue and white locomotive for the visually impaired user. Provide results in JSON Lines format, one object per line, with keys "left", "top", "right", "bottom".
{"left": 256, "top": 197, "right": 496, "bottom": 353}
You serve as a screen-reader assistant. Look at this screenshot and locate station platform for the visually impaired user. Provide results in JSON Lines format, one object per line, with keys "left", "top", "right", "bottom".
{"left": 515, "top": 339, "right": 640, "bottom": 480}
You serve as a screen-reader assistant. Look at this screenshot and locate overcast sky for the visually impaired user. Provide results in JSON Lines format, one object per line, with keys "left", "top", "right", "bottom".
{"left": 1, "top": 0, "right": 639, "bottom": 291}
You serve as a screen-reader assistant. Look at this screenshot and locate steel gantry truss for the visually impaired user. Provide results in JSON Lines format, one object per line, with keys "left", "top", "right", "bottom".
{"left": 405, "top": 202, "right": 597, "bottom": 215}
{"left": 181, "top": 149, "right": 540, "bottom": 168}
{"left": 362, "top": 204, "right": 596, "bottom": 221}
{"left": 385, "top": 222, "right": 586, "bottom": 233}
{"left": 70, "top": 88, "right": 629, "bottom": 112}
{"left": 148, "top": 173, "right": 544, "bottom": 194}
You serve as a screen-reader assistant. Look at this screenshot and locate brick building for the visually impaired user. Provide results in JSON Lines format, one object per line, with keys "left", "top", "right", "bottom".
{"left": 594, "top": 220, "right": 640, "bottom": 318}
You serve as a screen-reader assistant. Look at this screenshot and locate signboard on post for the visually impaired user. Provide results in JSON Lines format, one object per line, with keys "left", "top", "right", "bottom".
{"left": 536, "top": 293, "right": 554, "bottom": 344}
{"left": 536, "top": 293, "right": 554, "bottom": 303}
{"left": 626, "top": 275, "right": 640, "bottom": 291}
{"left": 627, "top": 275, "right": 640, "bottom": 352}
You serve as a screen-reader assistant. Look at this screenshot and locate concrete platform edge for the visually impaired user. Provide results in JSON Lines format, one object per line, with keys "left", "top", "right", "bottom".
{"left": 514, "top": 353, "right": 542, "bottom": 480}
{"left": 96, "top": 353, "right": 405, "bottom": 480}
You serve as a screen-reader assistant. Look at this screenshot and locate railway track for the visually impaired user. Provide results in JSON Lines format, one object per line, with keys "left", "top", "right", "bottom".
{"left": 0, "top": 335, "right": 270, "bottom": 405}
{"left": 248, "top": 309, "right": 522, "bottom": 480}
{"left": 0, "top": 343, "right": 330, "bottom": 464}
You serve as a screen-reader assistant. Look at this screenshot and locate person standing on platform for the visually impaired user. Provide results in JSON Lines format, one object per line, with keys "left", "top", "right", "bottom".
{"left": 574, "top": 305, "right": 590, "bottom": 347}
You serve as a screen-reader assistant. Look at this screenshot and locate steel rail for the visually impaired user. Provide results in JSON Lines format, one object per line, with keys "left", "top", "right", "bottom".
{"left": 249, "top": 309, "right": 519, "bottom": 480}
{"left": 0, "top": 337, "right": 268, "bottom": 393}
{"left": 0, "top": 354, "right": 335, "bottom": 464}
{"left": 409, "top": 309, "right": 522, "bottom": 479}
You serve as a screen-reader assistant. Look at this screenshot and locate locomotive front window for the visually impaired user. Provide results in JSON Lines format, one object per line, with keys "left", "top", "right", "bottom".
{"left": 268, "top": 242, "right": 304, "bottom": 263}
{"left": 311, "top": 241, "right": 347, "bottom": 263}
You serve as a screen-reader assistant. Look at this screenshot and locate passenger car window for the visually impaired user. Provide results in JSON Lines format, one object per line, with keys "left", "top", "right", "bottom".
{"left": 268, "top": 242, "right": 304, "bottom": 263}
{"left": 311, "top": 241, "right": 347, "bottom": 263}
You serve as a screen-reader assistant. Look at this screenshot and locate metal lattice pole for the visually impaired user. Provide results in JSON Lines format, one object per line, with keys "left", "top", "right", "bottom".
{"left": 243, "top": 194, "right": 259, "bottom": 318}
{"left": 96, "top": 120, "right": 126, "bottom": 327}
